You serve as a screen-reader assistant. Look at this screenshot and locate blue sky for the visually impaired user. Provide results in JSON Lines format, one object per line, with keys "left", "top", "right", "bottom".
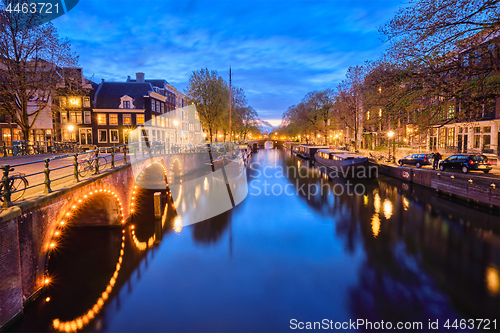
{"left": 53, "top": 0, "right": 405, "bottom": 126}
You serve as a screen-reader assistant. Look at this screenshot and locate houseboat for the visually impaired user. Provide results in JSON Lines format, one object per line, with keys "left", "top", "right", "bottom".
{"left": 294, "top": 145, "right": 330, "bottom": 159}
{"left": 314, "top": 149, "right": 377, "bottom": 178}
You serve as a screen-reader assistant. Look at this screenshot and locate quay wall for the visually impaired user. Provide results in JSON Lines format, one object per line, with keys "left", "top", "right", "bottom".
{"left": 377, "top": 164, "right": 500, "bottom": 208}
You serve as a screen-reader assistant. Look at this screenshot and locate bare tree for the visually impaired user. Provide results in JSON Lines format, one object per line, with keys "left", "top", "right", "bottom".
{"left": 0, "top": 9, "right": 78, "bottom": 140}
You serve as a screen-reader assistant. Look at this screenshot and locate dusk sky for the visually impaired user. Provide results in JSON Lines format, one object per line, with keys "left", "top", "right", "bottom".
{"left": 53, "top": 0, "right": 406, "bottom": 127}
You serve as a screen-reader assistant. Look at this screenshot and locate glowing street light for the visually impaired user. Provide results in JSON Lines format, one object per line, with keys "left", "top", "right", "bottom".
{"left": 387, "top": 131, "right": 395, "bottom": 161}
{"left": 173, "top": 120, "right": 179, "bottom": 126}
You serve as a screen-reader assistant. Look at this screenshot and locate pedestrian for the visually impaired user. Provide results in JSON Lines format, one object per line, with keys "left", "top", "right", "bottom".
{"left": 433, "top": 151, "right": 441, "bottom": 170}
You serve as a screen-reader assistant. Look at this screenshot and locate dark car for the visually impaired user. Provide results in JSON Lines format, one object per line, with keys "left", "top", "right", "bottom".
{"left": 398, "top": 153, "right": 434, "bottom": 168}
{"left": 439, "top": 154, "right": 492, "bottom": 173}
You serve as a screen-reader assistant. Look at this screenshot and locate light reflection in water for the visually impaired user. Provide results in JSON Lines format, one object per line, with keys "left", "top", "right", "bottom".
{"left": 403, "top": 196, "right": 409, "bottom": 211}
{"left": 371, "top": 214, "right": 380, "bottom": 237}
{"left": 486, "top": 266, "right": 500, "bottom": 296}
{"left": 52, "top": 230, "right": 126, "bottom": 332}
{"left": 373, "top": 190, "right": 381, "bottom": 214}
{"left": 383, "top": 199, "right": 393, "bottom": 220}
{"left": 363, "top": 195, "right": 368, "bottom": 206}
{"left": 174, "top": 216, "right": 183, "bottom": 234}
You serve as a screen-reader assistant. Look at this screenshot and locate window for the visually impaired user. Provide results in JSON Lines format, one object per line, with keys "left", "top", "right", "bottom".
{"left": 109, "top": 114, "right": 118, "bottom": 125}
{"left": 474, "top": 135, "right": 480, "bottom": 148}
{"left": 474, "top": 127, "right": 480, "bottom": 133}
{"left": 98, "top": 129, "right": 108, "bottom": 143}
{"left": 123, "top": 114, "right": 132, "bottom": 125}
{"left": 60, "top": 112, "right": 68, "bottom": 124}
{"left": 447, "top": 128, "right": 454, "bottom": 147}
{"left": 123, "top": 101, "right": 130, "bottom": 109}
{"left": 156, "top": 101, "right": 160, "bottom": 112}
{"left": 79, "top": 128, "right": 92, "bottom": 145}
{"left": 59, "top": 97, "right": 67, "bottom": 107}
{"left": 110, "top": 129, "right": 119, "bottom": 143}
{"left": 483, "top": 126, "right": 491, "bottom": 133}
{"left": 69, "top": 111, "right": 82, "bottom": 124}
{"left": 97, "top": 114, "right": 106, "bottom": 125}
{"left": 83, "top": 97, "right": 91, "bottom": 108}
{"left": 447, "top": 105, "right": 454, "bottom": 119}
{"left": 136, "top": 114, "right": 145, "bottom": 125}
{"left": 160, "top": 103, "right": 164, "bottom": 113}
{"left": 61, "top": 129, "right": 69, "bottom": 141}
{"left": 68, "top": 97, "right": 80, "bottom": 107}
{"left": 151, "top": 100, "right": 155, "bottom": 112}
{"left": 2, "top": 129, "right": 11, "bottom": 142}
{"left": 84, "top": 111, "right": 91, "bottom": 124}
{"left": 483, "top": 135, "right": 491, "bottom": 148}
{"left": 152, "top": 114, "right": 156, "bottom": 126}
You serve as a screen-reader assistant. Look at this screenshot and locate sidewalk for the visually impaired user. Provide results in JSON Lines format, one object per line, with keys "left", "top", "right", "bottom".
{"left": 359, "top": 148, "right": 500, "bottom": 177}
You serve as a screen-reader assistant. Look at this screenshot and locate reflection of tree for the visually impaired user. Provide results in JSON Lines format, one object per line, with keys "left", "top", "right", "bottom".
{"left": 192, "top": 211, "right": 230, "bottom": 245}
{"left": 281, "top": 150, "right": 500, "bottom": 321}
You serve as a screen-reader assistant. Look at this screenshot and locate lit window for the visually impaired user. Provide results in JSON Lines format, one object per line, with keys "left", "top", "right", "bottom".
{"left": 68, "top": 97, "right": 80, "bottom": 107}
{"left": 123, "top": 114, "right": 132, "bottom": 125}
{"left": 110, "top": 129, "right": 119, "bottom": 143}
{"left": 60, "top": 112, "right": 68, "bottom": 124}
{"left": 69, "top": 111, "right": 82, "bottom": 124}
{"left": 136, "top": 114, "right": 145, "bottom": 125}
{"left": 97, "top": 114, "right": 106, "bottom": 125}
{"left": 109, "top": 114, "right": 118, "bottom": 125}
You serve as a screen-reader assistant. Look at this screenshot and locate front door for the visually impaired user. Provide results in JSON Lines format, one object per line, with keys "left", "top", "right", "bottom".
{"left": 79, "top": 128, "right": 93, "bottom": 145}
{"left": 463, "top": 134, "right": 468, "bottom": 153}
{"left": 457, "top": 135, "right": 463, "bottom": 153}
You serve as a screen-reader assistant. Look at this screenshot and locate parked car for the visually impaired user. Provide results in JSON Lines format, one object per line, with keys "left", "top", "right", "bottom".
{"left": 439, "top": 154, "right": 492, "bottom": 173}
{"left": 398, "top": 153, "right": 434, "bottom": 168}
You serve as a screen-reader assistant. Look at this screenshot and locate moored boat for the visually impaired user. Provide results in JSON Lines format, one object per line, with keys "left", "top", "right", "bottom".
{"left": 314, "top": 149, "right": 378, "bottom": 179}
{"left": 294, "top": 145, "right": 330, "bottom": 160}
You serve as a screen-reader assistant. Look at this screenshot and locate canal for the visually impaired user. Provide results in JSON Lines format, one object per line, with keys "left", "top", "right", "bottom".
{"left": 10, "top": 146, "right": 500, "bottom": 332}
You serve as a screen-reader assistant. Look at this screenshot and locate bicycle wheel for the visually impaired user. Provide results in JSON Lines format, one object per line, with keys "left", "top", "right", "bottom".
{"left": 98, "top": 156, "right": 108, "bottom": 171}
{"left": 78, "top": 160, "right": 91, "bottom": 178}
{"left": 0, "top": 177, "right": 28, "bottom": 202}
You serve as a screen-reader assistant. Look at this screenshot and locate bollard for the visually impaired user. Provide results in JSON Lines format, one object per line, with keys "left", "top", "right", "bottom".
{"left": 124, "top": 144, "right": 128, "bottom": 165}
{"left": 154, "top": 192, "right": 162, "bottom": 218}
{"left": 94, "top": 149, "right": 100, "bottom": 175}
{"left": 111, "top": 146, "right": 115, "bottom": 168}
{"left": 73, "top": 153, "right": 79, "bottom": 182}
{"left": 44, "top": 159, "right": 52, "bottom": 193}
{"left": 1, "top": 165, "right": 13, "bottom": 208}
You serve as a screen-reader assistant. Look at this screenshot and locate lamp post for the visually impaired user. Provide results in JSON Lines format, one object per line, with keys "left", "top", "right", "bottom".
{"left": 387, "top": 131, "right": 394, "bottom": 162}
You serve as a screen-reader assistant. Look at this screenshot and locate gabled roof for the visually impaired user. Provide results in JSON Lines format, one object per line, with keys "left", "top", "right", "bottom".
{"left": 94, "top": 82, "right": 153, "bottom": 109}
{"left": 127, "top": 78, "right": 168, "bottom": 89}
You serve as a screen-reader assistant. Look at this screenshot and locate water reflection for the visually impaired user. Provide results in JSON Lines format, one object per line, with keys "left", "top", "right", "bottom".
{"left": 10, "top": 148, "right": 500, "bottom": 332}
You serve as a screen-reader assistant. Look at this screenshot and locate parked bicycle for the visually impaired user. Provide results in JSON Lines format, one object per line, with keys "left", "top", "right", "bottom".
{"left": 0, "top": 172, "right": 28, "bottom": 202}
{"left": 77, "top": 151, "right": 108, "bottom": 177}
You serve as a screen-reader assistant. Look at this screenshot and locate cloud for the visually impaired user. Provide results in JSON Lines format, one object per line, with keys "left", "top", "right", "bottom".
{"left": 53, "top": 0, "right": 404, "bottom": 120}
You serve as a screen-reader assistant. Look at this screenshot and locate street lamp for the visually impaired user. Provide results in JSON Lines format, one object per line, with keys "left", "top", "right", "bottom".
{"left": 68, "top": 125, "right": 74, "bottom": 142}
{"left": 387, "top": 131, "right": 395, "bottom": 162}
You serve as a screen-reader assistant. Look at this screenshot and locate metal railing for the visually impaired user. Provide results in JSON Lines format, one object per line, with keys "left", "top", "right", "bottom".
{"left": 0, "top": 140, "right": 81, "bottom": 156}
{"left": 0, "top": 144, "right": 128, "bottom": 208}
{"left": 0, "top": 141, "right": 245, "bottom": 208}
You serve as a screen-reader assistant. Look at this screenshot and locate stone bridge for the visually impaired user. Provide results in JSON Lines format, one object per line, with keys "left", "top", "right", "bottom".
{"left": 0, "top": 151, "right": 223, "bottom": 329}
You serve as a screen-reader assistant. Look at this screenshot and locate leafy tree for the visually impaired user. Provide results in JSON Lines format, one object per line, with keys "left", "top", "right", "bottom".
{"left": 185, "top": 68, "right": 229, "bottom": 142}
{"left": 0, "top": 9, "right": 78, "bottom": 140}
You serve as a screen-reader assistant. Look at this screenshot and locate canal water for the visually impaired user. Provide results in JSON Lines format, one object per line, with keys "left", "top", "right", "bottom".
{"left": 10, "top": 146, "right": 500, "bottom": 332}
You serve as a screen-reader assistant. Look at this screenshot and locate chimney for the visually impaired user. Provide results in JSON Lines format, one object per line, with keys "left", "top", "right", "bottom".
{"left": 127, "top": 75, "right": 131, "bottom": 81}
{"left": 101, "top": 78, "right": 105, "bottom": 83}
{"left": 136, "top": 72, "right": 145, "bottom": 83}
